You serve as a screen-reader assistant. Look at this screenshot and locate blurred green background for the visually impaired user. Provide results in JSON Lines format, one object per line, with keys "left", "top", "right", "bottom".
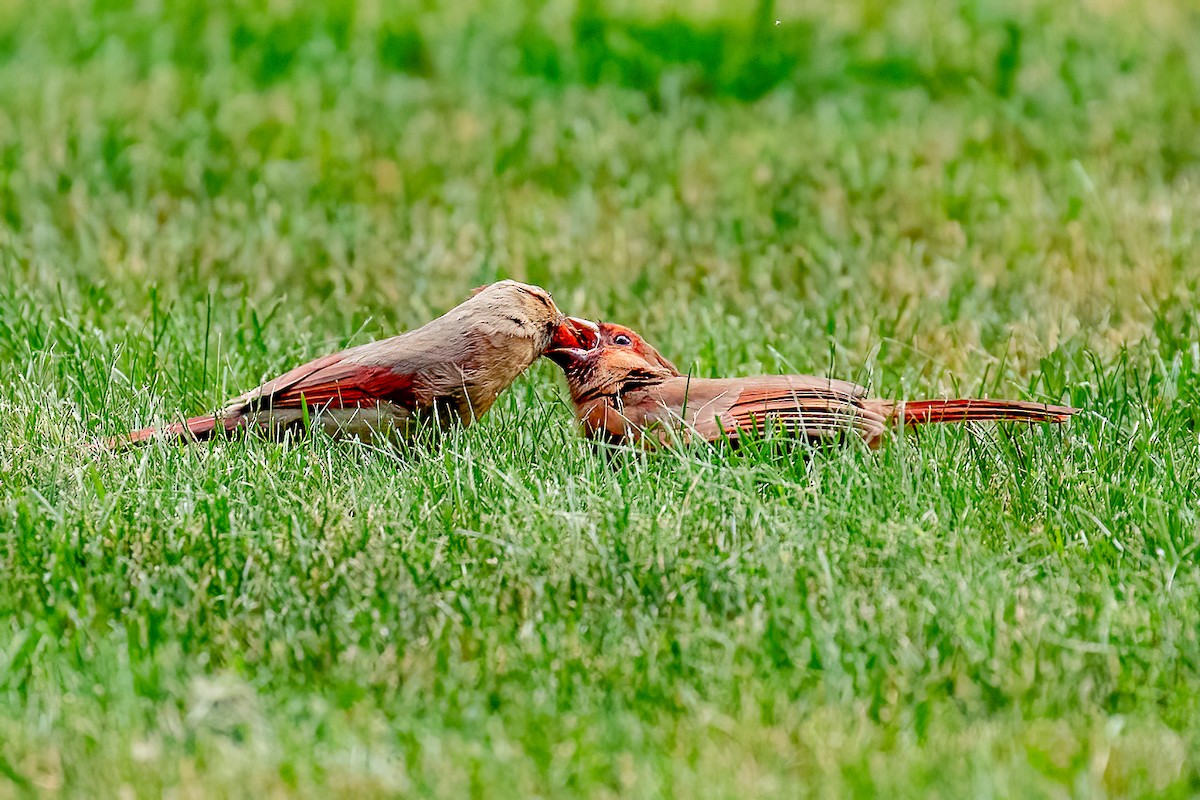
{"left": 1, "top": 0, "right": 1199, "bottom": 796}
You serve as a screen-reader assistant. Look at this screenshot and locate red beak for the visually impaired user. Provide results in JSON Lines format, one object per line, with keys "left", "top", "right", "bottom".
{"left": 546, "top": 317, "right": 599, "bottom": 364}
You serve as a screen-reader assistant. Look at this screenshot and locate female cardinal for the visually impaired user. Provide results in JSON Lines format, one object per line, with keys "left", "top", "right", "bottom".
{"left": 546, "top": 322, "right": 1078, "bottom": 448}
{"left": 119, "top": 280, "right": 598, "bottom": 446}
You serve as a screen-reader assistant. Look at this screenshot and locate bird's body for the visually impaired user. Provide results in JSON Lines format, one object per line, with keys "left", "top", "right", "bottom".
{"left": 548, "top": 322, "right": 1078, "bottom": 449}
{"left": 121, "top": 281, "right": 596, "bottom": 446}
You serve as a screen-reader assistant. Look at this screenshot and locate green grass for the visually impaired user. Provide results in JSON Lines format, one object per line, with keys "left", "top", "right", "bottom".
{"left": 1, "top": 0, "right": 1199, "bottom": 796}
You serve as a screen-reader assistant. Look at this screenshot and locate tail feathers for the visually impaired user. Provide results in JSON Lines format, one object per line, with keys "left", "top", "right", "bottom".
{"left": 893, "top": 398, "right": 1078, "bottom": 428}
{"left": 112, "top": 413, "right": 241, "bottom": 449}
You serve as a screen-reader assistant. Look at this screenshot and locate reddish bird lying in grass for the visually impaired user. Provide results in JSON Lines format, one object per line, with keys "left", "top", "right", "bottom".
{"left": 117, "top": 280, "right": 598, "bottom": 447}
{"left": 545, "top": 322, "right": 1078, "bottom": 449}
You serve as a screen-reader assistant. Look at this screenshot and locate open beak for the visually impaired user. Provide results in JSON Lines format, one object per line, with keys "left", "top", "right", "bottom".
{"left": 546, "top": 317, "right": 599, "bottom": 365}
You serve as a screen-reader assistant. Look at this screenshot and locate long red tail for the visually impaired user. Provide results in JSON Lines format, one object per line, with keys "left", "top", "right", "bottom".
{"left": 111, "top": 414, "right": 241, "bottom": 449}
{"left": 890, "top": 398, "right": 1078, "bottom": 428}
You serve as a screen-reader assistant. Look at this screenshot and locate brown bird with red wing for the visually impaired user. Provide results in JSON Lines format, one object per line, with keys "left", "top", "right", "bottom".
{"left": 546, "top": 322, "right": 1078, "bottom": 448}
{"left": 118, "top": 280, "right": 598, "bottom": 447}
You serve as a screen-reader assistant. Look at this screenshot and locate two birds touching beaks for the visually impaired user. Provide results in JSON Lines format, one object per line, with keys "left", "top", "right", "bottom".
{"left": 116, "top": 280, "right": 1078, "bottom": 451}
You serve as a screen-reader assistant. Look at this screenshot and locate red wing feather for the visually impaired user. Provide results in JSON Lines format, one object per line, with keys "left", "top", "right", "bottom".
{"left": 720, "top": 382, "right": 883, "bottom": 442}
{"left": 114, "top": 353, "right": 425, "bottom": 449}
{"left": 239, "top": 355, "right": 419, "bottom": 411}
{"left": 731, "top": 379, "right": 865, "bottom": 408}
{"left": 239, "top": 353, "right": 346, "bottom": 402}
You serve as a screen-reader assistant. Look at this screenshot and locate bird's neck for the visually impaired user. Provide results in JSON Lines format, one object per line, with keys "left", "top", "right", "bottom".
{"left": 569, "top": 367, "right": 669, "bottom": 406}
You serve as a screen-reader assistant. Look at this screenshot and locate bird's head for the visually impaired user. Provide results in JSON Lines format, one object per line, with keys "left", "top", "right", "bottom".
{"left": 466, "top": 280, "right": 597, "bottom": 355}
{"left": 545, "top": 321, "right": 678, "bottom": 403}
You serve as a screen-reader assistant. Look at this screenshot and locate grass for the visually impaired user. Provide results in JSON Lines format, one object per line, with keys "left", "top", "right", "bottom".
{"left": 1, "top": 0, "right": 1199, "bottom": 795}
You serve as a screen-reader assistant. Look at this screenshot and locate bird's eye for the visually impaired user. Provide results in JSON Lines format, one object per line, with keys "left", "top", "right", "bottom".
{"left": 614, "top": 335, "right": 632, "bottom": 346}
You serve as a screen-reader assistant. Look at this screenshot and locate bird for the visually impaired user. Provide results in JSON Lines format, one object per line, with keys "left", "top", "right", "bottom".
{"left": 116, "top": 280, "right": 599, "bottom": 447}
{"left": 545, "top": 321, "right": 1079, "bottom": 449}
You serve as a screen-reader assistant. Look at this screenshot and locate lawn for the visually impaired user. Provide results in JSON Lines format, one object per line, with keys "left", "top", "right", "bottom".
{"left": 1, "top": 0, "right": 1199, "bottom": 796}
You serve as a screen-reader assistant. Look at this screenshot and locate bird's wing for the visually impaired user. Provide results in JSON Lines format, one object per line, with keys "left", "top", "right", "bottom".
{"left": 652, "top": 375, "right": 885, "bottom": 444}
{"left": 229, "top": 352, "right": 421, "bottom": 413}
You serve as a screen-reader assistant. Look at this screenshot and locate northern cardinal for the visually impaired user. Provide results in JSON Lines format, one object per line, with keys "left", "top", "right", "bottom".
{"left": 118, "top": 280, "right": 599, "bottom": 446}
{"left": 546, "top": 322, "right": 1078, "bottom": 448}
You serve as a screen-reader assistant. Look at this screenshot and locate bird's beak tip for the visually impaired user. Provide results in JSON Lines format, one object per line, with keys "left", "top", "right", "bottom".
{"left": 549, "top": 316, "right": 599, "bottom": 351}
{"left": 546, "top": 317, "right": 599, "bottom": 364}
